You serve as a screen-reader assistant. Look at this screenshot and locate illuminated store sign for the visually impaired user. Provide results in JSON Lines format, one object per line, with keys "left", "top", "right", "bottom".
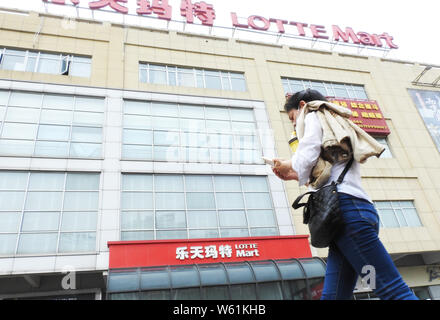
{"left": 42, "top": 0, "right": 398, "bottom": 49}
{"left": 108, "top": 236, "right": 312, "bottom": 268}
{"left": 329, "top": 98, "right": 391, "bottom": 136}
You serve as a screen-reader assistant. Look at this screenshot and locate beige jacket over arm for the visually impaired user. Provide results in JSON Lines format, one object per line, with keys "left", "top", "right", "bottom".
{"left": 295, "top": 100, "right": 385, "bottom": 188}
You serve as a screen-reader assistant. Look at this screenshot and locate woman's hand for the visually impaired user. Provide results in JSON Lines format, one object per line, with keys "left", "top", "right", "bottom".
{"left": 272, "top": 159, "right": 298, "bottom": 181}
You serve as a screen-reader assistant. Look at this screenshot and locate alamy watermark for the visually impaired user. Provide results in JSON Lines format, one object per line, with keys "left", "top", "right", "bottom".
{"left": 355, "top": 265, "right": 376, "bottom": 291}
{"left": 61, "top": 265, "right": 76, "bottom": 290}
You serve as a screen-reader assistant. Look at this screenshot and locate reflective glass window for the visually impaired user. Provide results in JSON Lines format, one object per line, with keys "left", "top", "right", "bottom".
{"left": 108, "top": 270, "right": 140, "bottom": 292}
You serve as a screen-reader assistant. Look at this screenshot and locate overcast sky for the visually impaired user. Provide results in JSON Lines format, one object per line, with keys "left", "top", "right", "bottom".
{"left": 0, "top": 0, "right": 438, "bottom": 66}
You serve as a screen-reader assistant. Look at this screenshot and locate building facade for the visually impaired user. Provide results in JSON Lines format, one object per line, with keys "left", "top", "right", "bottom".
{"left": 0, "top": 7, "right": 440, "bottom": 300}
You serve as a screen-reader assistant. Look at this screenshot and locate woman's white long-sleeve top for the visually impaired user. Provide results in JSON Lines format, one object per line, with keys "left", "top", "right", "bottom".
{"left": 291, "top": 111, "right": 372, "bottom": 203}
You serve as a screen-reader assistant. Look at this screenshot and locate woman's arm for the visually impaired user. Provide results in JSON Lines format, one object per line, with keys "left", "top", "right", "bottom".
{"left": 273, "top": 112, "right": 323, "bottom": 185}
{"left": 272, "top": 162, "right": 298, "bottom": 181}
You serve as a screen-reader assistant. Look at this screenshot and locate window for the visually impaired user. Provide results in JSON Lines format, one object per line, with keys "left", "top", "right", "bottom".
{"left": 375, "top": 137, "right": 393, "bottom": 158}
{"left": 120, "top": 174, "right": 278, "bottom": 241}
{"left": 122, "top": 100, "right": 262, "bottom": 164}
{"left": 0, "top": 90, "right": 104, "bottom": 159}
{"left": 412, "top": 286, "right": 432, "bottom": 300}
{"left": 139, "top": 63, "right": 247, "bottom": 92}
{"left": 374, "top": 201, "right": 422, "bottom": 228}
{"left": 0, "top": 48, "right": 91, "bottom": 77}
{"left": 0, "top": 171, "right": 99, "bottom": 256}
{"left": 282, "top": 78, "right": 369, "bottom": 100}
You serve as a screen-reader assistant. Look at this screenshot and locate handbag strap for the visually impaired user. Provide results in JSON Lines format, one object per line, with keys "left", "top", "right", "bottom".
{"left": 292, "top": 191, "right": 314, "bottom": 209}
{"left": 336, "top": 157, "right": 354, "bottom": 185}
{"left": 292, "top": 156, "right": 354, "bottom": 210}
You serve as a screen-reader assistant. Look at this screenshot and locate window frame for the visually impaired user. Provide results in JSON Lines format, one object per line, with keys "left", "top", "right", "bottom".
{"left": 0, "top": 90, "right": 104, "bottom": 159}
{"left": 0, "top": 171, "right": 100, "bottom": 257}
{"left": 373, "top": 200, "right": 423, "bottom": 228}
{"left": 121, "top": 100, "right": 262, "bottom": 164}
{"left": 282, "top": 78, "right": 369, "bottom": 100}
{"left": 120, "top": 174, "right": 279, "bottom": 241}
{"left": 0, "top": 48, "right": 91, "bottom": 78}
{"left": 139, "top": 63, "right": 247, "bottom": 92}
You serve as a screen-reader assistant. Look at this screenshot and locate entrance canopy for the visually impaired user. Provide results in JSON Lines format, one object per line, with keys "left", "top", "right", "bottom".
{"left": 107, "top": 236, "right": 324, "bottom": 300}
{"left": 107, "top": 258, "right": 326, "bottom": 300}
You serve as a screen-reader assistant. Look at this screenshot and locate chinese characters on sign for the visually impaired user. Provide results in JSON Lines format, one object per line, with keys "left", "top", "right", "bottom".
{"left": 329, "top": 98, "right": 391, "bottom": 136}
{"left": 137, "top": 0, "right": 172, "bottom": 20}
{"left": 43, "top": 0, "right": 216, "bottom": 25}
{"left": 180, "top": 0, "right": 216, "bottom": 26}
{"left": 409, "top": 89, "right": 440, "bottom": 153}
{"left": 176, "top": 243, "right": 260, "bottom": 261}
{"left": 41, "top": 0, "right": 397, "bottom": 48}
{"left": 89, "top": 0, "right": 129, "bottom": 14}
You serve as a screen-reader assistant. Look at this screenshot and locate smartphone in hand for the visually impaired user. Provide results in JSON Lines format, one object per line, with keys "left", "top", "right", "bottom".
{"left": 262, "top": 157, "right": 275, "bottom": 166}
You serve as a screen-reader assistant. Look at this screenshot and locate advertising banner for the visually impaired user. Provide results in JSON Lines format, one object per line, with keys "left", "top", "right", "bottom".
{"left": 329, "top": 98, "right": 391, "bottom": 136}
{"left": 408, "top": 89, "right": 440, "bottom": 153}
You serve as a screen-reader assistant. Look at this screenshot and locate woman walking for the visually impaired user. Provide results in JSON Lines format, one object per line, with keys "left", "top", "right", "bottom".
{"left": 273, "top": 89, "right": 418, "bottom": 300}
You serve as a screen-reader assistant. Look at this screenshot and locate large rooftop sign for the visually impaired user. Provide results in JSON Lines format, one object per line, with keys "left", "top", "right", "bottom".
{"left": 231, "top": 14, "right": 397, "bottom": 49}
{"left": 41, "top": 0, "right": 398, "bottom": 50}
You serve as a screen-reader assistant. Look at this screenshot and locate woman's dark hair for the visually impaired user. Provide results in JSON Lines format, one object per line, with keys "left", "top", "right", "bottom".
{"left": 284, "top": 88, "right": 328, "bottom": 112}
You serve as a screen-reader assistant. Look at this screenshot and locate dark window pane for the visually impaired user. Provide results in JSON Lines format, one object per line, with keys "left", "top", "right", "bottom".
{"left": 230, "top": 284, "right": 257, "bottom": 300}
{"left": 203, "top": 286, "right": 229, "bottom": 300}
{"left": 108, "top": 270, "right": 139, "bottom": 292}
{"left": 199, "top": 264, "right": 227, "bottom": 286}
{"left": 308, "top": 278, "right": 325, "bottom": 300}
{"left": 300, "top": 259, "right": 326, "bottom": 278}
{"left": 283, "top": 279, "right": 307, "bottom": 300}
{"left": 140, "top": 267, "right": 170, "bottom": 290}
{"left": 250, "top": 261, "right": 280, "bottom": 282}
{"left": 141, "top": 290, "right": 171, "bottom": 300}
{"left": 413, "top": 287, "right": 431, "bottom": 300}
{"left": 225, "top": 262, "right": 254, "bottom": 284}
{"left": 277, "top": 260, "right": 305, "bottom": 280}
{"left": 354, "top": 292, "right": 370, "bottom": 300}
{"left": 170, "top": 265, "right": 199, "bottom": 288}
{"left": 110, "top": 292, "right": 142, "bottom": 300}
{"left": 173, "top": 288, "right": 201, "bottom": 300}
{"left": 257, "top": 282, "right": 283, "bottom": 300}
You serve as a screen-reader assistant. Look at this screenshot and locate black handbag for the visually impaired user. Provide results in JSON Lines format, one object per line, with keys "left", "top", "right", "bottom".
{"left": 292, "top": 157, "right": 354, "bottom": 248}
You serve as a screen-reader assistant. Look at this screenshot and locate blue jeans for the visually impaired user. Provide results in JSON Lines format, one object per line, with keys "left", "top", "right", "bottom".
{"left": 320, "top": 193, "right": 418, "bottom": 300}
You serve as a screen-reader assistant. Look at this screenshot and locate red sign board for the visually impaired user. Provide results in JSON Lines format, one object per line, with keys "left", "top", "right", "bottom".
{"left": 328, "top": 98, "right": 391, "bottom": 136}
{"left": 108, "top": 235, "right": 312, "bottom": 269}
